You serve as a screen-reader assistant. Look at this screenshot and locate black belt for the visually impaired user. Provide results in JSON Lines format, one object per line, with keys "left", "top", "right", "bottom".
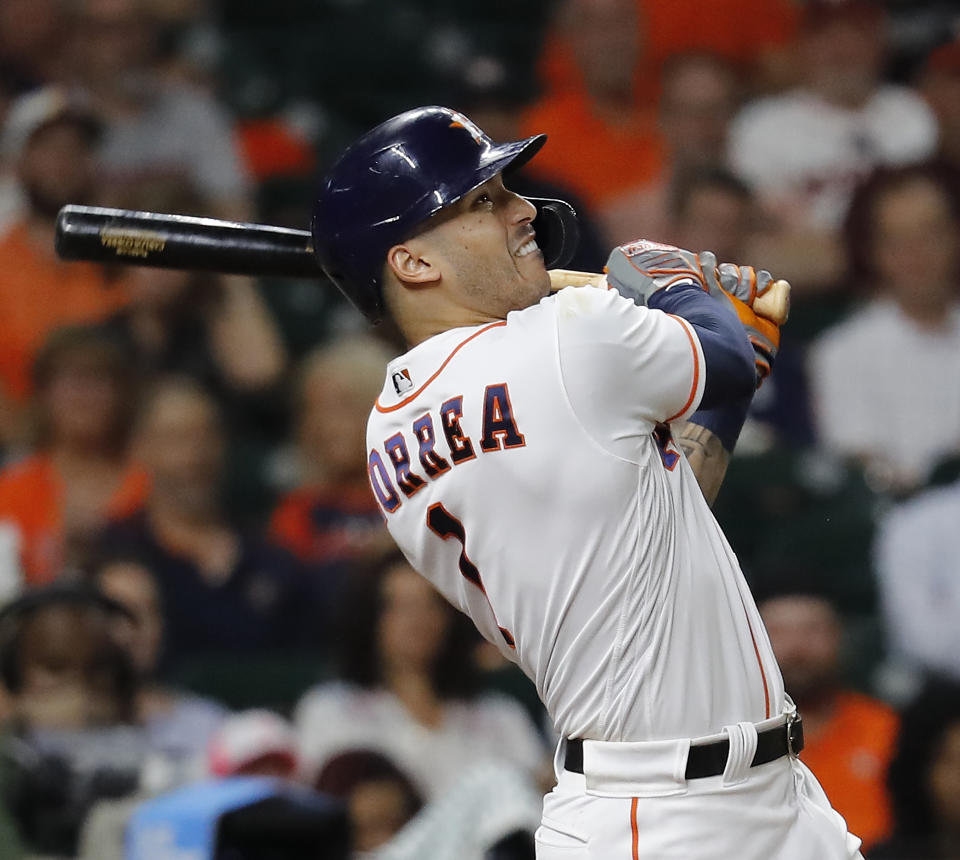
{"left": 564, "top": 716, "right": 803, "bottom": 780}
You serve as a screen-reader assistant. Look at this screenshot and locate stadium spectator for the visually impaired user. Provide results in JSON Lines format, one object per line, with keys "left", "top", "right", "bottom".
{"left": 93, "top": 551, "right": 227, "bottom": 773}
{"left": 601, "top": 53, "right": 741, "bottom": 246}
{"left": 102, "top": 182, "right": 286, "bottom": 396}
{"left": 207, "top": 709, "right": 299, "bottom": 780}
{"left": 874, "top": 477, "right": 960, "bottom": 683}
{"left": 919, "top": 39, "right": 960, "bottom": 184}
{"left": 315, "top": 749, "right": 423, "bottom": 855}
{"left": 295, "top": 553, "right": 548, "bottom": 800}
{"left": 729, "top": 0, "right": 938, "bottom": 294}
{"left": 97, "top": 378, "right": 314, "bottom": 674}
{"left": 0, "top": 584, "right": 145, "bottom": 857}
{"left": 0, "top": 86, "right": 127, "bottom": 409}
{"left": 371, "top": 761, "right": 542, "bottom": 860}
{"left": 666, "top": 167, "right": 756, "bottom": 266}
{"left": 0, "top": 326, "right": 148, "bottom": 588}
{"left": 269, "top": 336, "right": 395, "bottom": 596}
{"left": 807, "top": 165, "right": 960, "bottom": 492}
{"left": 535, "top": 0, "right": 798, "bottom": 115}
{"left": 66, "top": 0, "right": 253, "bottom": 219}
{"left": 519, "top": 0, "right": 663, "bottom": 209}
{"left": 0, "top": 0, "right": 71, "bottom": 96}
{"left": 759, "top": 589, "right": 899, "bottom": 852}
{"left": 871, "top": 679, "right": 960, "bottom": 859}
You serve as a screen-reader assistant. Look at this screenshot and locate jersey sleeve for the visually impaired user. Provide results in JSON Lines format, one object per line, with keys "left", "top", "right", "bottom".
{"left": 554, "top": 286, "right": 705, "bottom": 458}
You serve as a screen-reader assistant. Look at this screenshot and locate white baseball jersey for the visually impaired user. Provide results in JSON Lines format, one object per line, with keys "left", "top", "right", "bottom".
{"left": 366, "top": 286, "right": 784, "bottom": 743}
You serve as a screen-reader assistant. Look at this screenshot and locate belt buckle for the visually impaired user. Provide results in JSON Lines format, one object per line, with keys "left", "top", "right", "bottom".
{"left": 786, "top": 713, "right": 803, "bottom": 757}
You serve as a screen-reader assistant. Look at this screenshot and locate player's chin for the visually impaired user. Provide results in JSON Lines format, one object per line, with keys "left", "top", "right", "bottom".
{"left": 517, "top": 247, "right": 549, "bottom": 283}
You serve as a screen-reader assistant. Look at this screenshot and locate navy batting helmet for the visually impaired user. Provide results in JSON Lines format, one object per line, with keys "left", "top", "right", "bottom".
{"left": 311, "top": 105, "right": 579, "bottom": 322}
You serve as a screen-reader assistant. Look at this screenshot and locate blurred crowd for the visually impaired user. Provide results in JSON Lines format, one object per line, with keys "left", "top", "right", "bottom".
{"left": 0, "top": 0, "right": 960, "bottom": 857}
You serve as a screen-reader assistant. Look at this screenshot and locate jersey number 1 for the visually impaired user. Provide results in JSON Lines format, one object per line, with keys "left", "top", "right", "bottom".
{"left": 426, "top": 503, "right": 516, "bottom": 649}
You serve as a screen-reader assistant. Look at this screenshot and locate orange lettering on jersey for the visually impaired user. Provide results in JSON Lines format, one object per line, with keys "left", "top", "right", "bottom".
{"left": 480, "top": 383, "right": 526, "bottom": 452}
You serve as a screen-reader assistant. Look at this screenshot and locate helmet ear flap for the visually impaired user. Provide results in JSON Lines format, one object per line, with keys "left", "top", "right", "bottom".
{"left": 528, "top": 198, "right": 579, "bottom": 270}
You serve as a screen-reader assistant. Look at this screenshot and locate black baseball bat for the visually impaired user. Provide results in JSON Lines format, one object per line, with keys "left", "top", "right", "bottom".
{"left": 54, "top": 205, "right": 323, "bottom": 278}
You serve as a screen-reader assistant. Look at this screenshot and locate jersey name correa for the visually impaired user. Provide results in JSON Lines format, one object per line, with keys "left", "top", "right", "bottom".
{"left": 366, "top": 287, "right": 784, "bottom": 742}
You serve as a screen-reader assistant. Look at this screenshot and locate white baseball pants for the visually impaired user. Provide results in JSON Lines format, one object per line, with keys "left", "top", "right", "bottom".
{"left": 537, "top": 734, "right": 864, "bottom": 859}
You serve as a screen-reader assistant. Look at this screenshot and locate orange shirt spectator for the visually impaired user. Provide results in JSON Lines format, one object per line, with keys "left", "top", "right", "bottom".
{"left": 525, "top": 0, "right": 798, "bottom": 209}
{"left": 0, "top": 221, "right": 125, "bottom": 401}
{"left": 798, "top": 691, "right": 899, "bottom": 851}
{"left": 521, "top": 92, "right": 663, "bottom": 210}
{"left": 0, "top": 86, "right": 128, "bottom": 405}
{"left": 538, "top": 0, "right": 799, "bottom": 106}
{"left": 0, "top": 453, "right": 148, "bottom": 586}
{"left": 759, "top": 591, "right": 900, "bottom": 852}
{"left": 640, "top": 0, "right": 798, "bottom": 81}
{"left": 520, "top": 0, "right": 663, "bottom": 209}
{"left": 0, "top": 325, "right": 146, "bottom": 587}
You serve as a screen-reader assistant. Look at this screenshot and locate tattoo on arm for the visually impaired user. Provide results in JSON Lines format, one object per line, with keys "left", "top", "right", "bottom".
{"left": 673, "top": 420, "right": 730, "bottom": 506}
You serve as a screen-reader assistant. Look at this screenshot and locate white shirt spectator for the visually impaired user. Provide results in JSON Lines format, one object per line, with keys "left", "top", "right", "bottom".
{"left": 373, "top": 761, "right": 543, "bottom": 860}
{"left": 95, "top": 83, "right": 251, "bottom": 208}
{"left": 808, "top": 298, "right": 960, "bottom": 486}
{"left": 730, "top": 87, "right": 937, "bottom": 228}
{"left": 294, "top": 681, "right": 547, "bottom": 799}
{"left": 874, "top": 479, "right": 960, "bottom": 680}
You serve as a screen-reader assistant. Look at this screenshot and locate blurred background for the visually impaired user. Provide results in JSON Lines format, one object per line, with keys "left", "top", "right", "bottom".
{"left": 1, "top": 0, "right": 960, "bottom": 857}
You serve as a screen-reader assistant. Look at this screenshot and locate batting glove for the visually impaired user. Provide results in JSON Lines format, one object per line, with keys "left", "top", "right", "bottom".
{"left": 723, "top": 290, "right": 780, "bottom": 387}
{"left": 697, "top": 250, "right": 777, "bottom": 317}
{"left": 604, "top": 240, "right": 781, "bottom": 386}
{"left": 604, "top": 240, "right": 709, "bottom": 306}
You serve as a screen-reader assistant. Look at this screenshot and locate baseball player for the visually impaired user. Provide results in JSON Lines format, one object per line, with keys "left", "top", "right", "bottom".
{"left": 311, "top": 106, "right": 863, "bottom": 859}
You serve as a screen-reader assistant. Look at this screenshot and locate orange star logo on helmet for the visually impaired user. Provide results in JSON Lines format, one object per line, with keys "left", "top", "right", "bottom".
{"left": 449, "top": 115, "right": 485, "bottom": 146}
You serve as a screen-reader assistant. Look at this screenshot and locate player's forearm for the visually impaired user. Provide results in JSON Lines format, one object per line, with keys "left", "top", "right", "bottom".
{"left": 673, "top": 420, "right": 730, "bottom": 506}
{"left": 647, "top": 284, "right": 755, "bottom": 408}
{"left": 677, "top": 394, "right": 753, "bottom": 506}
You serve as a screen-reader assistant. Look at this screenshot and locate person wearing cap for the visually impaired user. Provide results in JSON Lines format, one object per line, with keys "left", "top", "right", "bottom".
{"left": 729, "top": 0, "right": 939, "bottom": 295}
{"left": 0, "top": 86, "right": 128, "bottom": 421}
{"left": 207, "top": 709, "right": 300, "bottom": 780}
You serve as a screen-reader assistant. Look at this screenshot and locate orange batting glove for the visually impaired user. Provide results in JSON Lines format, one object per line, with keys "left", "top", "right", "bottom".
{"left": 723, "top": 291, "right": 780, "bottom": 388}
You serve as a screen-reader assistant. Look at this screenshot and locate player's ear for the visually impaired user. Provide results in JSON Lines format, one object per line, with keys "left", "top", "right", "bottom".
{"left": 386, "top": 243, "right": 441, "bottom": 288}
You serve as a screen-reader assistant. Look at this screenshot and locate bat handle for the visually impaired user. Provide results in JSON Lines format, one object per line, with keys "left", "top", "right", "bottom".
{"left": 547, "top": 269, "right": 791, "bottom": 326}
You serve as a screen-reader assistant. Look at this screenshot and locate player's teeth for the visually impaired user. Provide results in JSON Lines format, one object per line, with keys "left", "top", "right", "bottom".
{"left": 516, "top": 240, "right": 538, "bottom": 257}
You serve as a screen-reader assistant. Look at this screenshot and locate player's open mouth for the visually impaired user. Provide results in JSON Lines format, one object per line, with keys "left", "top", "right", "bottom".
{"left": 515, "top": 239, "right": 540, "bottom": 258}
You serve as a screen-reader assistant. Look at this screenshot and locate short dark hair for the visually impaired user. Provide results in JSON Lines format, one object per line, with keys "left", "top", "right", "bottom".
{"left": 31, "top": 324, "right": 139, "bottom": 455}
{"left": 0, "top": 582, "right": 136, "bottom": 713}
{"left": 333, "top": 551, "right": 482, "bottom": 699}
{"left": 843, "top": 162, "right": 960, "bottom": 286}
{"left": 669, "top": 166, "right": 753, "bottom": 222}
{"left": 314, "top": 748, "right": 423, "bottom": 819}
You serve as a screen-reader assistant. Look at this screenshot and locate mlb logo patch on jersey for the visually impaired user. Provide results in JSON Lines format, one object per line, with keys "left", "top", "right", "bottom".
{"left": 392, "top": 368, "right": 413, "bottom": 395}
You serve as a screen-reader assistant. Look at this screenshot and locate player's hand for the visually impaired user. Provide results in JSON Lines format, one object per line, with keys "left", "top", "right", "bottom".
{"left": 696, "top": 251, "right": 776, "bottom": 318}
{"left": 724, "top": 291, "right": 780, "bottom": 387}
{"left": 604, "top": 240, "right": 709, "bottom": 306}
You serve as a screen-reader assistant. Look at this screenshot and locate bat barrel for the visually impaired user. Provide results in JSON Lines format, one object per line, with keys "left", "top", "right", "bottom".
{"left": 55, "top": 205, "right": 323, "bottom": 279}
